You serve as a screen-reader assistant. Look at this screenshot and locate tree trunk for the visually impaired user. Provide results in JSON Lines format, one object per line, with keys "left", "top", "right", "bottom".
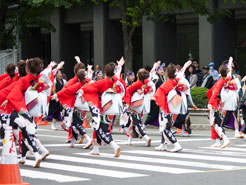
{"left": 123, "top": 33, "right": 133, "bottom": 72}
{"left": 119, "top": 0, "right": 134, "bottom": 72}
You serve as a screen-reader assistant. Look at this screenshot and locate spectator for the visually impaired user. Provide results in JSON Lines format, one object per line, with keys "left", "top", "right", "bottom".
{"left": 208, "top": 62, "right": 219, "bottom": 82}
{"left": 200, "top": 66, "right": 214, "bottom": 89}
{"left": 186, "top": 65, "right": 197, "bottom": 88}
{"left": 125, "top": 72, "right": 135, "bottom": 87}
{"left": 192, "top": 60, "right": 203, "bottom": 86}
{"left": 95, "top": 65, "right": 101, "bottom": 72}
{"left": 176, "top": 64, "right": 182, "bottom": 72}
{"left": 94, "top": 70, "right": 104, "bottom": 81}
{"left": 48, "top": 70, "right": 67, "bottom": 130}
{"left": 144, "top": 64, "right": 166, "bottom": 126}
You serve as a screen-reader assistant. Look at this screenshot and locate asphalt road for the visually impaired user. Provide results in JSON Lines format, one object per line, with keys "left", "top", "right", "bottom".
{"left": 1, "top": 124, "right": 246, "bottom": 185}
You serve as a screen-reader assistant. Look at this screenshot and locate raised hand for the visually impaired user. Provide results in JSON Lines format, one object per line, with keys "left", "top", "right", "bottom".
{"left": 74, "top": 56, "right": 81, "bottom": 63}
{"left": 87, "top": 64, "right": 93, "bottom": 70}
{"left": 117, "top": 57, "right": 125, "bottom": 66}
{"left": 57, "top": 61, "right": 65, "bottom": 70}
{"left": 49, "top": 61, "right": 57, "bottom": 68}
{"left": 153, "top": 61, "right": 161, "bottom": 69}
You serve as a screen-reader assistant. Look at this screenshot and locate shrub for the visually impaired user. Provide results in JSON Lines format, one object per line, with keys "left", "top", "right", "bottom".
{"left": 190, "top": 87, "right": 209, "bottom": 108}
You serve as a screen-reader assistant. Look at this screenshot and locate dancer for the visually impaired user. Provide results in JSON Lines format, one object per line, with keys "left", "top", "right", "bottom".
{"left": 52, "top": 69, "right": 92, "bottom": 149}
{"left": 81, "top": 60, "right": 125, "bottom": 157}
{"left": 154, "top": 61, "right": 192, "bottom": 152}
{"left": 123, "top": 68, "right": 155, "bottom": 146}
{"left": 207, "top": 64, "right": 231, "bottom": 148}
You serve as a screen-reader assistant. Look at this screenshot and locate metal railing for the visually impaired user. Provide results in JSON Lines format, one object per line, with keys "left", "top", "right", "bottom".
{"left": 0, "top": 49, "right": 17, "bottom": 74}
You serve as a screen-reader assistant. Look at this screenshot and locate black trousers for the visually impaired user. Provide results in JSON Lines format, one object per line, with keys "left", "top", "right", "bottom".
{"left": 131, "top": 112, "right": 146, "bottom": 138}
{"left": 95, "top": 122, "right": 113, "bottom": 145}
{"left": 10, "top": 111, "right": 38, "bottom": 157}
{"left": 71, "top": 111, "right": 86, "bottom": 140}
{"left": 144, "top": 100, "right": 159, "bottom": 125}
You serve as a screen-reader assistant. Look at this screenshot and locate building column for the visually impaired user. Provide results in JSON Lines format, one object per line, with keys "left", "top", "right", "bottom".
{"left": 199, "top": 15, "right": 213, "bottom": 67}
{"left": 50, "top": 8, "right": 62, "bottom": 62}
{"left": 142, "top": 17, "right": 156, "bottom": 67}
{"left": 93, "top": 3, "right": 106, "bottom": 68}
{"left": 142, "top": 17, "right": 177, "bottom": 67}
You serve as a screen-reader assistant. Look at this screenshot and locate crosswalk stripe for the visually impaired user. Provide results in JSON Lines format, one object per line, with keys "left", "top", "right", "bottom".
{"left": 201, "top": 147, "right": 246, "bottom": 152}
{"left": 37, "top": 134, "right": 67, "bottom": 139}
{"left": 49, "top": 154, "right": 202, "bottom": 174}
{"left": 75, "top": 153, "right": 241, "bottom": 170}
{"left": 185, "top": 149, "right": 246, "bottom": 157}
{"left": 122, "top": 150, "right": 246, "bottom": 164}
{"left": 22, "top": 160, "right": 147, "bottom": 178}
{"left": 20, "top": 169, "right": 90, "bottom": 182}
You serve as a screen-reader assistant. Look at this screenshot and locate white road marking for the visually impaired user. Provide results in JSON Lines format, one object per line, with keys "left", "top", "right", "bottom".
{"left": 21, "top": 169, "right": 89, "bottom": 182}
{"left": 76, "top": 152, "right": 241, "bottom": 170}
{"left": 200, "top": 147, "right": 246, "bottom": 152}
{"left": 123, "top": 150, "right": 246, "bottom": 164}
{"left": 22, "top": 160, "right": 147, "bottom": 178}
{"left": 37, "top": 134, "right": 67, "bottom": 139}
{"left": 185, "top": 149, "right": 246, "bottom": 157}
{"left": 48, "top": 154, "right": 202, "bottom": 174}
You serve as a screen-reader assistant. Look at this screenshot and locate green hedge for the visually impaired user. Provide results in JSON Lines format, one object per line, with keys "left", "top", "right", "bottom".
{"left": 190, "top": 87, "right": 209, "bottom": 108}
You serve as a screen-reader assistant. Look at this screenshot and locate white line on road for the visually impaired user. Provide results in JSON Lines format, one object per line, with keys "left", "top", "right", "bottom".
{"left": 75, "top": 152, "right": 241, "bottom": 170}
{"left": 22, "top": 160, "right": 147, "bottom": 178}
{"left": 122, "top": 150, "right": 246, "bottom": 164}
{"left": 21, "top": 169, "right": 90, "bottom": 182}
{"left": 48, "top": 154, "right": 202, "bottom": 174}
{"left": 37, "top": 134, "right": 67, "bottom": 139}
{"left": 200, "top": 147, "right": 246, "bottom": 152}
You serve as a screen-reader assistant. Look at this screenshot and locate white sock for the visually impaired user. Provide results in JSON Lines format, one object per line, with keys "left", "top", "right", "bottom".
{"left": 20, "top": 156, "right": 26, "bottom": 161}
{"left": 34, "top": 152, "right": 41, "bottom": 160}
{"left": 110, "top": 141, "right": 119, "bottom": 152}
{"left": 144, "top": 135, "right": 150, "bottom": 142}
{"left": 85, "top": 136, "right": 91, "bottom": 143}
{"left": 93, "top": 145, "right": 99, "bottom": 153}
{"left": 128, "top": 136, "right": 132, "bottom": 143}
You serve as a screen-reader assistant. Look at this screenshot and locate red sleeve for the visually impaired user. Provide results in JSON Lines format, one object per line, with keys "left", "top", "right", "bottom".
{"left": 154, "top": 82, "right": 169, "bottom": 113}
{"left": 57, "top": 82, "right": 85, "bottom": 108}
{"left": 7, "top": 78, "right": 27, "bottom": 113}
{"left": 208, "top": 78, "right": 225, "bottom": 109}
{"left": 0, "top": 73, "right": 8, "bottom": 81}
{"left": 0, "top": 76, "right": 14, "bottom": 90}
{"left": 64, "top": 76, "right": 78, "bottom": 88}
{"left": 124, "top": 80, "right": 143, "bottom": 105}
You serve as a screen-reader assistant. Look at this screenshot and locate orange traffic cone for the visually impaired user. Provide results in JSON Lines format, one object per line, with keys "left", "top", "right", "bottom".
{"left": 37, "top": 118, "right": 50, "bottom": 126}
{"left": 0, "top": 126, "right": 29, "bottom": 185}
{"left": 82, "top": 118, "right": 91, "bottom": 128}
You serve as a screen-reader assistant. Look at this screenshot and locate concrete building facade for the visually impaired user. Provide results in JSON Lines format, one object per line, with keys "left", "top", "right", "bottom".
{"left": 21, "top": 0, "right": 246, "bottom": 78}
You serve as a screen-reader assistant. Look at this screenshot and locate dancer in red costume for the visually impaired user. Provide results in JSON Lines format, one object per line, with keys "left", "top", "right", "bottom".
{"left": 52, "top": 69, "right": 92, "bottom": 149}
{"left": 154, "top": 61, "right": 192, "bottom": 152}
{"left": 207, "top": 64, "right": 231, "bottom": 148}
{"left": 123, "top": 68, "right": 155, "bottom": 146}
{"left": 80, "top": 60, "right": 125, "bottom": 157}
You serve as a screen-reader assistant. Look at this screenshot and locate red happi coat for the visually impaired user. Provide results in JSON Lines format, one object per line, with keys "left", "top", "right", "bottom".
{"left": 153, "top": 78, "right": 179, "bottom": 114}
{"left": 82, "top": 76, "right": 120, "bottom": 110}
{"left": 65, "top": 76, "right": 78, "bottom": 88}
{"left": 0, "top": 73, "right": 8, "bottom": 81}
{"left": 7, "top": 74, "right": 38, "bottom": 114}
{"left": 123, "top": 79, "right": 150, "bottom": 106}
{"left": 57, "top": 81, "right": 87, "bottom": 109}
{"left": 207, "top": 78, "right": 227, "bottom": 110}
{"left": 0, "top": 74, "right": 20, "bottom": 114}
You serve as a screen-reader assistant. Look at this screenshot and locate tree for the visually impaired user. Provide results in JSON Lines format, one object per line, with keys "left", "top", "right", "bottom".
{"left": 0, "top": 0, "right": 85, "bottom": 50}
{"left": 91, "top": 0, "right": 246, "bottom": 72}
